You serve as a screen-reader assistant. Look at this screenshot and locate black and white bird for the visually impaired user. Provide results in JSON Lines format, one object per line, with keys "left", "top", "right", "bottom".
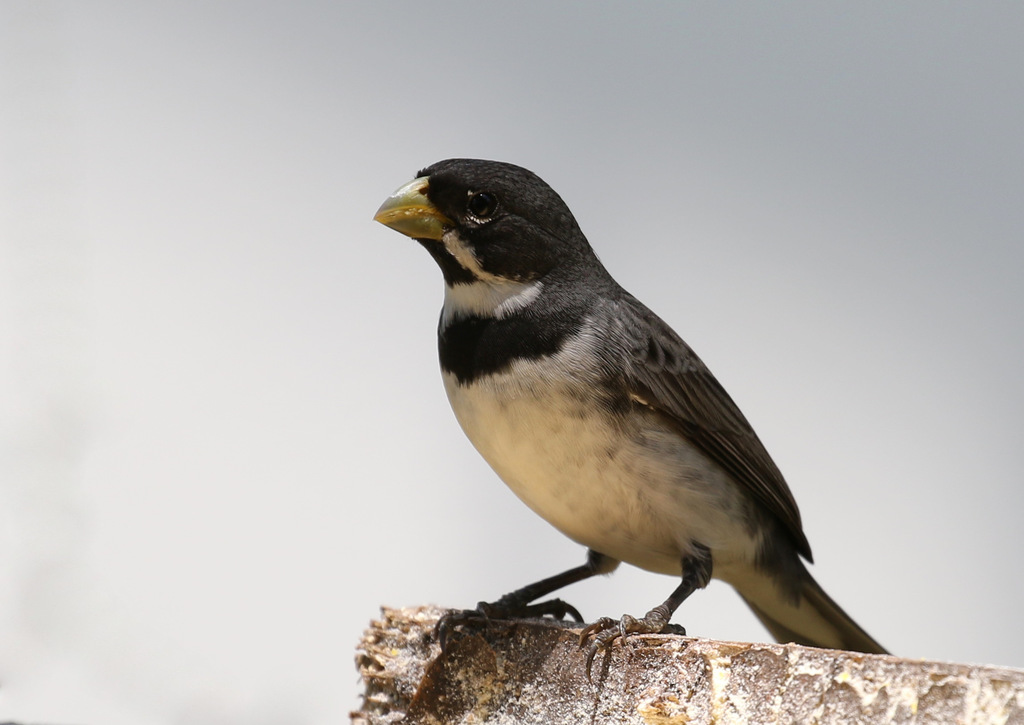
{"left": 374, "top": 159, "right": 887, "bottom": 668}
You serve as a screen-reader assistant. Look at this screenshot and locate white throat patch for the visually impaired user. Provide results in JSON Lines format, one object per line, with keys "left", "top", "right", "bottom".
{"left": 442, "top": 279, "right": 544, "bottom": 330}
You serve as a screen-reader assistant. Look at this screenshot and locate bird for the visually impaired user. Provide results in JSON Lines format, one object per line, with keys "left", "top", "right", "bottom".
{"left": 373, "top": 158, "right": 887, "bottom": 673}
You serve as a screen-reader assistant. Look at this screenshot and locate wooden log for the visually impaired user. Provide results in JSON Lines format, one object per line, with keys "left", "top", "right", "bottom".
{"left": 353, "top": 605, "right": 1024, "bottom": 724}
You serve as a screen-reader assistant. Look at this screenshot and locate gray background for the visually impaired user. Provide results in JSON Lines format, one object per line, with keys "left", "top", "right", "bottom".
{"left": 2, "top": 2, "right": 1022, "bottom": 723}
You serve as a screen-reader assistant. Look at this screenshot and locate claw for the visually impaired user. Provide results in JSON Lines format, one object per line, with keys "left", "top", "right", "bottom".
{"left": 577, "top": 607, "right": 685, "bottom": 680}
{"left": 436, "top": 596, "right": 584, "bottom": 651}
{"left": 578, "top": 617, "right": 620, "bottom": 680}
{"left": 436, "top": 607, "right": 482, "bottom": 651}
{"left": 584, "top": 640, "right": 601, "bottom": 680}
{"left": 552, "top": 602, "right": 585, "bottom": 622}
{"left": 577, "top": 617, "right": 616, "bottom": 648}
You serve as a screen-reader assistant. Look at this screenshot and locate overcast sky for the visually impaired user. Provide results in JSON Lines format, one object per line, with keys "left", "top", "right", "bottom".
{"left": 2, "top": 2, "right": 1023, "bottom": 723}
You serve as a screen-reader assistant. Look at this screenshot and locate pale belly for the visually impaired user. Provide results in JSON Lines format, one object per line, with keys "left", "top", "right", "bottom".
{"left": 443, "top": 366, "right": 759, "bottom": 576}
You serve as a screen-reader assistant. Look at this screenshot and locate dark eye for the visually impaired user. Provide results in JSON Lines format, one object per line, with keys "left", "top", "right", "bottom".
{"left": 467, "top": 192, "right": 498, "bottom": 219}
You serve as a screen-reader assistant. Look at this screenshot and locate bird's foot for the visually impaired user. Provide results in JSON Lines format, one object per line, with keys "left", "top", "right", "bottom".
{"left": 578, "top": 604, "right": 685, "bottom": 679}
{"left": 436, "top": 596, "right": 583, "bottom": 651}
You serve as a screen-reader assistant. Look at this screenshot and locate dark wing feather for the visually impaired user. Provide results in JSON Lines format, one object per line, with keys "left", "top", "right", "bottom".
{"left": 613, "top": 294, "right": 813, "bottom": 561}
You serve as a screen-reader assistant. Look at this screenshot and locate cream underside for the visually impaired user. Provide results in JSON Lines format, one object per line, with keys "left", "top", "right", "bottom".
{"left": 442, "top": 319, "right": 762, "bottom": 577}
{"left": 450, "top": 352, "right": 848, "bottom": 646}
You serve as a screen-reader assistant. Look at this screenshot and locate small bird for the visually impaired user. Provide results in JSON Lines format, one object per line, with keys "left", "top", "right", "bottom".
{"left": 374, "top": 159, "right": 887, "bottom": 670}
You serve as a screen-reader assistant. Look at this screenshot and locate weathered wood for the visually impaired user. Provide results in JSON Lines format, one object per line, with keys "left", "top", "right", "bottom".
{"left": 353, "top": 605, "right": 1024, "bottom": 724}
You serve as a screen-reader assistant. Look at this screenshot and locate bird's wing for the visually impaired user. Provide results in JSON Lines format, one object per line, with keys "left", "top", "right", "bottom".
{"left": 613, "top": 294, "right": 813, "bottom": 560}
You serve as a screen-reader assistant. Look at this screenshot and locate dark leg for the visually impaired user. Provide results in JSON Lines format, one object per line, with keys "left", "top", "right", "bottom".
{"left": 579, "top": 543, "right": 712, "bottom": 679}
{"left": 437, "top": 549, "right": 619, "bottom": 650}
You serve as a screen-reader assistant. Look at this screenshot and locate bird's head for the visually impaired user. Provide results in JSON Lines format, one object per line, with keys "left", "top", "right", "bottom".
{"left": 374, "top": 159, "right": 596, "bottom": 287}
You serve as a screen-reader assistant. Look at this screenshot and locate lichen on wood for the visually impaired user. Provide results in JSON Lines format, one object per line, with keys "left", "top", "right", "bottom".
{"left": 353, "top": 605, "right": 1024, "bottom": 724}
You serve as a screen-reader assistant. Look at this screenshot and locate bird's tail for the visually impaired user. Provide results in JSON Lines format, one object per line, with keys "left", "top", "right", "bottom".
{"left": 733, "top": 563, "right": 888, "bottom": 655}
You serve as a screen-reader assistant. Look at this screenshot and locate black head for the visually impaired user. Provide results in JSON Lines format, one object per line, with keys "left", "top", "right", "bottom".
{"left": 375, "top": 158, "right": 600, "bottom": 286}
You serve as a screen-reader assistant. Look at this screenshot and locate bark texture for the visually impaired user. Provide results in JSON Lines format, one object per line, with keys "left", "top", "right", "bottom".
{"left": 353, "top": 605, "right": 1024, "bottom": 724}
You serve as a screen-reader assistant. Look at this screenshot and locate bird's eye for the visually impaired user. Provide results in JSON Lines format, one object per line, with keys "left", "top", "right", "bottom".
{"left": 467, "top": 192, "right": 498, "bottom": 219}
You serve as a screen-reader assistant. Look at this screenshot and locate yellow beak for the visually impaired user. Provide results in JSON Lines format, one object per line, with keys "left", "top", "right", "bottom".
{"left": 373, "top": 177, "right": 451, "bottom": 240}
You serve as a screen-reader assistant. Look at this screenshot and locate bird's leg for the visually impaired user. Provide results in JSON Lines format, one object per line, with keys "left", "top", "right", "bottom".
{"left": 437, "top": 549, "right": 618, "bottom": 650}
{"left": 579, "top": 543, "right": 712, "bottom": 679}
